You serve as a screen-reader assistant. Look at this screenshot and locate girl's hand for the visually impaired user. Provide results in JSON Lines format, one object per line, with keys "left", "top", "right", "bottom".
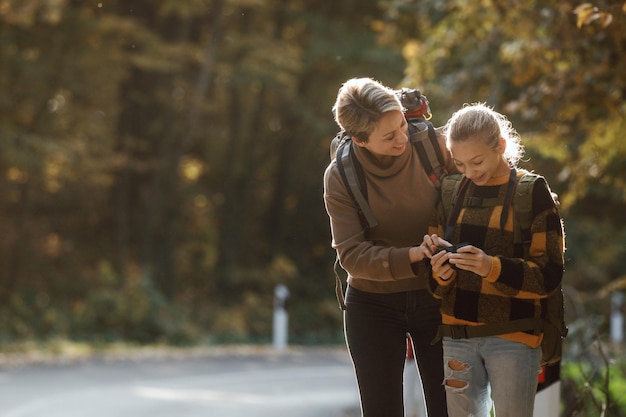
{"left": 427, "top": 234, "right": 457, "bottom": 281}
{"left": 448, "top": 245, "right": 493, "bottom": 277}
{"left": 430, "top": 246, "right": 456, "bottom": 281}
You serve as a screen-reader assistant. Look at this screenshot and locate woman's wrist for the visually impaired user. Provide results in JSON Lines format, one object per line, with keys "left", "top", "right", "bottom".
{"left": 409, "top": 246, "right": 424, "bottom": 263}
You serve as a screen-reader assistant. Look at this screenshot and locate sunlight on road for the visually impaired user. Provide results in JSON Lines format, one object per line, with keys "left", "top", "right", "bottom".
{"left": 0, "top": 348, "right": 360, "bottom": 417}
{"left": 134, "top": 386, "right": 269, "bottom": 405}
{"left": 132, "top": 365, "right": 358, "bottom": 408}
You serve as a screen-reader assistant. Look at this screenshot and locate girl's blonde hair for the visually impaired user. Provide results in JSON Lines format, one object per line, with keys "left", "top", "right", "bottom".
{"left": 444, "top": 103, "right": 524, "bottom": 168}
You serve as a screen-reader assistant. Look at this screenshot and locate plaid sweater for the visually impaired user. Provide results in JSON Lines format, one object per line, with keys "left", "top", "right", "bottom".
{"left": 428, "top": 170, "right": 565, "bottom": 348}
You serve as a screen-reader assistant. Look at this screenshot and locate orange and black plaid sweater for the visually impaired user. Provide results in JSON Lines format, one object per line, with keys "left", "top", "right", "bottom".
{"left": 428, "top": 170, "right": 565, "bottom": 348}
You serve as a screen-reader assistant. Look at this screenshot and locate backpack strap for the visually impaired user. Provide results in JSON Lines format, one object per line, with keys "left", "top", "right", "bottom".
{"left": 513, "top": 173, "right": 537, "bottom": 256}
{"left": 444, "top": 176, "right": 471, "bottom": 241}
{"left": 435, "top": 318, "right": 543, "bottom": 340}
{"left": 440, "top": 174, "right": 464, "bottom": 218}
{"left": 459, "top": 196, "right": 501, "bottom": 208}
{"left": 408, "top": 120, "right": 447, "bottom": 188}
{"left": 335, "top": 137, "right": 378, "bottom": 230}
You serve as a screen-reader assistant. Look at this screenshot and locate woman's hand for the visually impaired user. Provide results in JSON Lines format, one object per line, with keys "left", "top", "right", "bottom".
{"left": 410, "top": 234, "right": 451, "bottom": 263}
{"left": 409, "top": 235, "right": 438, "bottom": 263}
{"left": 409, "top": 245, "right": 431, "bottom": 263}
{"left": 409, "top": 233, "right": 451, "bottom": 263}
{"left": 424, "top": 234, "right": 450, "bottom": 254}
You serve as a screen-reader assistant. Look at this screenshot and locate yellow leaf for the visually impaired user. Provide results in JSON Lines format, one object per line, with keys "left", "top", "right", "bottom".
{"left": 599, "top": 12, "right": 613, "bottom": 27}
{"left": 585, "top": 12, "right": 601, "bottom": 26}
{"left": 573, "top": 3, "right": 593, "bottom": 13}
{"left": 573, "top": 3, "right": 595, "bottom": 28}
{"left": 370, "top": 20, "right": 385, "bottom": 33}
{"left": 402, "top": 40, "right": 421, "bottom": 60}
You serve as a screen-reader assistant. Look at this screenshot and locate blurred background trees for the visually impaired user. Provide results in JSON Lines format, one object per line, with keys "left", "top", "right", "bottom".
{"left": 0, "top": 0, "right": 624, "bottom": 351}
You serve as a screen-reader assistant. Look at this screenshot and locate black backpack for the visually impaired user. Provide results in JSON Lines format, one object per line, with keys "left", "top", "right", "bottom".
{"left": 330, "top": 88, "right": 448, "bottom": 309}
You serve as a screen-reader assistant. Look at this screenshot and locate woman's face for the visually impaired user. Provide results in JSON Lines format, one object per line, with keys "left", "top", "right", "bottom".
{"left": 355, "top": 110, "right": 408, "bottom": 160}
{"left": 450, "top": 136, "right": 509, "bottom": 185}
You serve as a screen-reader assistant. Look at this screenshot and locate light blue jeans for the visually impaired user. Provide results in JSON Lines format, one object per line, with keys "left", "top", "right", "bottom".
{"left": 442, "top": 336, "right": 542, "bottom": 417}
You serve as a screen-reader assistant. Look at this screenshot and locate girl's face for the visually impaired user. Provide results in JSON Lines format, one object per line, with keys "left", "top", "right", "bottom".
{"left": 450, "top": 136, "right": 509, "bottom": 185}
{"left": 355, "top": 110, "right": 408, "bottom": 162}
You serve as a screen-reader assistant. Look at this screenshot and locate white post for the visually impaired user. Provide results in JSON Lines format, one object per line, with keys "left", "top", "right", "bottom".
{"left": 273, "top": 284, "right": 290, "bottom": 350}
{"left": 404, "top": 337, "right": 427, "bottom": 417}
{"left": 535, "top": 359, "right": 565, "bottom": 417}
{"left": 404, "top": 362, "right": 427, "bottom": 417}
{"left": 611, "top": 292, "right": 624, "bottom": 344}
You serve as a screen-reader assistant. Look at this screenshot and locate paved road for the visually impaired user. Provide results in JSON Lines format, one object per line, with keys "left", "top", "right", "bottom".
{"left": 0, "top": 346, "right": 360, "bottom": 417}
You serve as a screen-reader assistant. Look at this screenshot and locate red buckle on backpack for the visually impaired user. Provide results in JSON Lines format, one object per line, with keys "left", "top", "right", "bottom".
{"left": 406, "top": 100, "right": 431, "bottom": 119}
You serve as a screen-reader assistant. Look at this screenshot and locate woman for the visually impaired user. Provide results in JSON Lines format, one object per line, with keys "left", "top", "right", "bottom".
{"left": 425, "top": 103, "right": 565, "bottom": 417}
{"left": 323, "top": 77, "right": 452, "bottom": 417}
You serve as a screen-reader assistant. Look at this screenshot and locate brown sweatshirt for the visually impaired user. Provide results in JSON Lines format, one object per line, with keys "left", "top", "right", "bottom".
{"left": 323, "top": 132, "right": 452, "bottom": 293}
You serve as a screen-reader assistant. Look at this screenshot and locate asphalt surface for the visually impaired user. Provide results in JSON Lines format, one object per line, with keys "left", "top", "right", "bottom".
{"left": 0, "top": 346, "right": 360, "bottom": 417}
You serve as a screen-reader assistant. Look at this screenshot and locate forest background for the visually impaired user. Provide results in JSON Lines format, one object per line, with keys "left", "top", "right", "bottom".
{"left": 0, "top": 0, "right": 625, "bottom": 364}
{"left": 3, "top": 1, "right": 626, "bottom": 412}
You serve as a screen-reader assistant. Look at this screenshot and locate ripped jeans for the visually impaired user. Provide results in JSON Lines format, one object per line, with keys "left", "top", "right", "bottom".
{"left": 443, "top": 336, "right": 541, "bottom": 417}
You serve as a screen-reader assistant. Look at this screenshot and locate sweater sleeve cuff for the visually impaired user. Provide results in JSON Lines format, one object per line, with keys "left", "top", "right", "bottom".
{"left": 484, "top": 256, "right": 501, "bottom": 283}
{"left": 390, "top": 247, "right": 415, "bottom": 279}
{"left": 434, "top": 271, "right": 456, "bottom": 286}
{"left": 411, "top": 261, "right": 421, "bottom": 275}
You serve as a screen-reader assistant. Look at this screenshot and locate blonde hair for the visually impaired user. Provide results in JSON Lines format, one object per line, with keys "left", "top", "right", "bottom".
{"left": 444, "top": 103, "right": 524, "bottom": 168}
{"left": 332, "top": 78, "right": 403, "bottom": 143}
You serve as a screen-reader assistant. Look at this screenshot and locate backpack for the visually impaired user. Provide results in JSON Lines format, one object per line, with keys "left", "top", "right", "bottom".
{"left": 439, "top": 172, "right": 567, "bottom": 366}
{"left": 330, "top": 89, "right": 448, "bottom": 309}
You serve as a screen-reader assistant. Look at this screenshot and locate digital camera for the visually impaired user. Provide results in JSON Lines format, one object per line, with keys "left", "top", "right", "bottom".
{"left": 434, "top": 242, "right": 471, "bottom": 270}
{"left": 434, "top": 242, "right": 471, "bottom": 255}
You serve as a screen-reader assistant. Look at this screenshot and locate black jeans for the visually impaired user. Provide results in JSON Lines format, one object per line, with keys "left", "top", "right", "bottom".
{"left": 345, "top": 286, "right": 448, "bottom": 417}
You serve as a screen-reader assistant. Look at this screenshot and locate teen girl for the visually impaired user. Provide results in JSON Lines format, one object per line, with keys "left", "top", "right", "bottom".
{"left": 425, "top": 103, "right": 565, "bottom": 417}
